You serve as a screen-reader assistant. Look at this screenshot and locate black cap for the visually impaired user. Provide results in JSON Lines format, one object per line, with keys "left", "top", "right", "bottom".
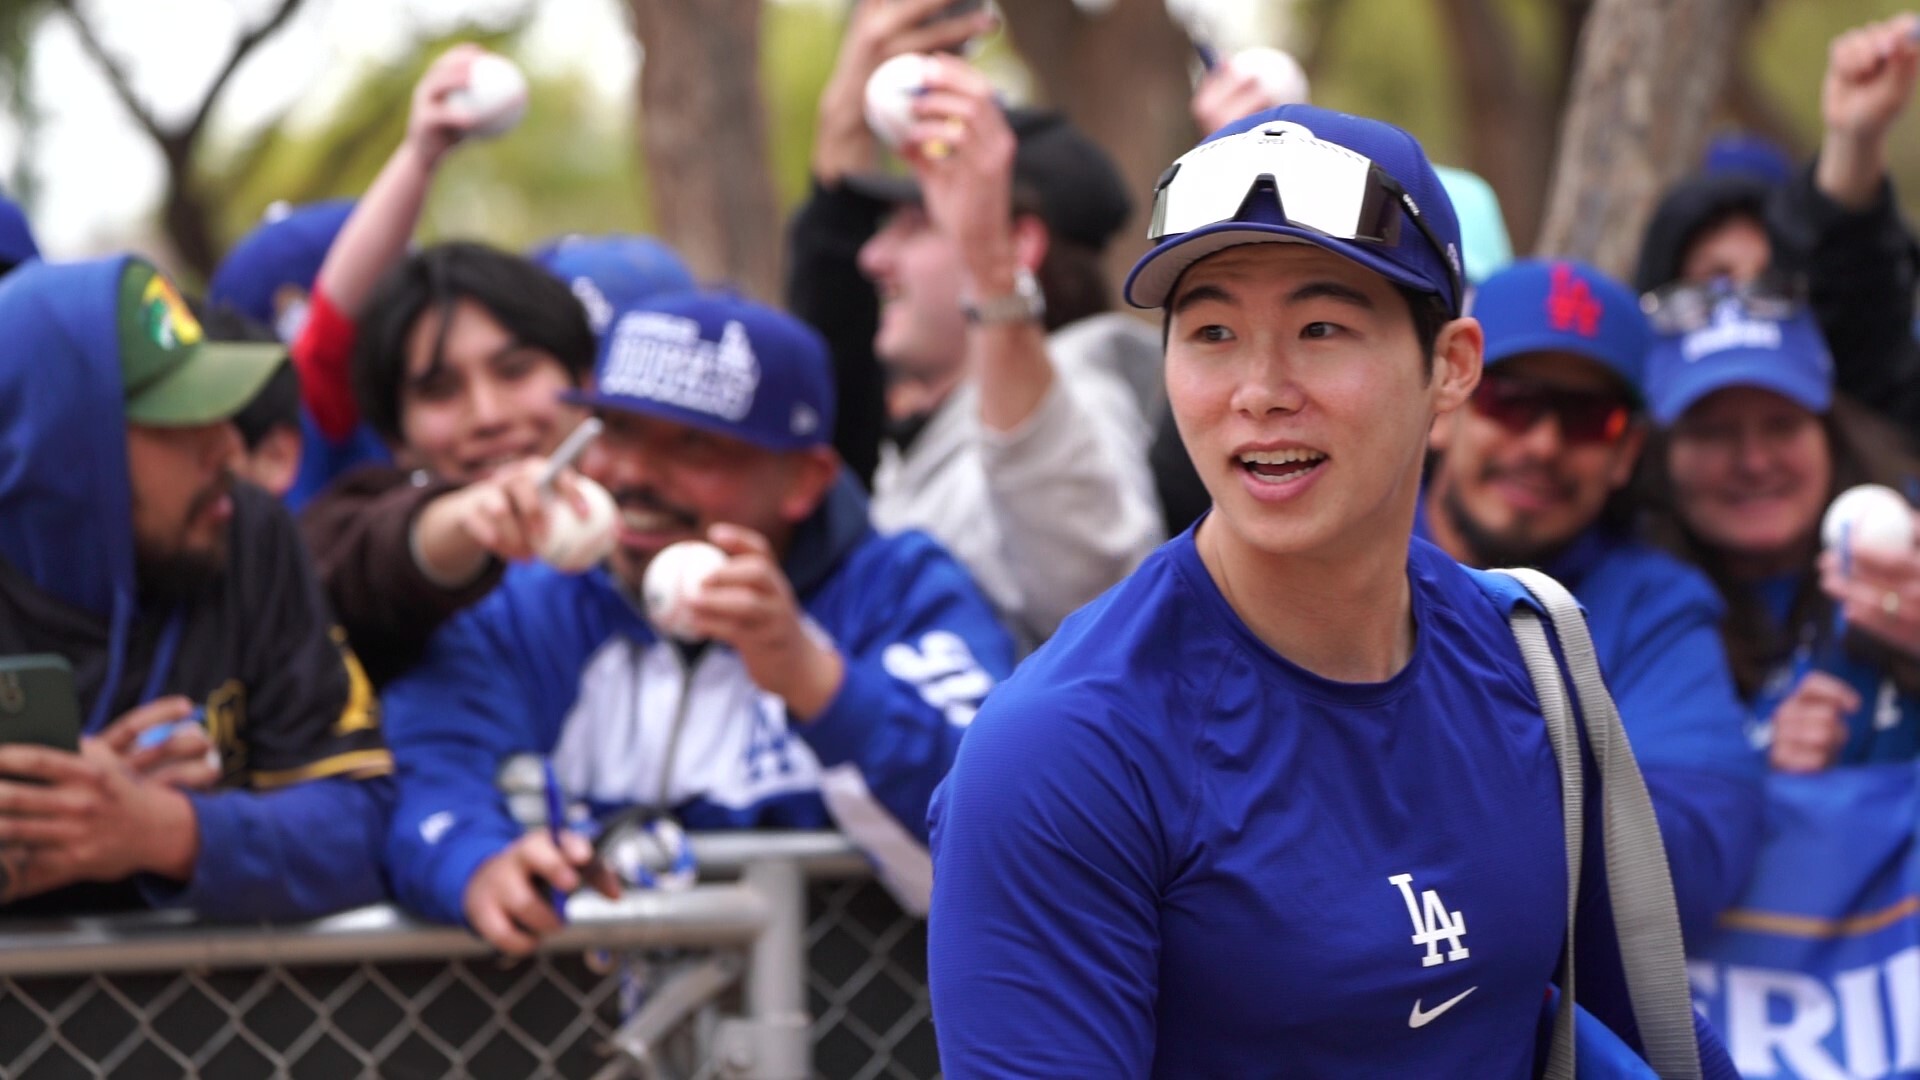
{"left": 846, "top": 108, "right": 1133, "bottom": 252}
{"left": 1632, "top": 172, "right": 1775, "bottom": 294}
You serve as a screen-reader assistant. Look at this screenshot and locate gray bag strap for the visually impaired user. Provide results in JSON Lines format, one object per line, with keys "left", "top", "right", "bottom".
{"left": 1492, "top": 567, "right": 1703, "bottom": 1080}
{"left": 1508, "top": 602, "right": 1583, "bottom": 1079}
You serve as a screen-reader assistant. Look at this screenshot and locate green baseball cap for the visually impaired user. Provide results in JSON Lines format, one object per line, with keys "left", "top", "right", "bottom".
{"left": 117, "top": 259, "right": 286, "bottom": 427}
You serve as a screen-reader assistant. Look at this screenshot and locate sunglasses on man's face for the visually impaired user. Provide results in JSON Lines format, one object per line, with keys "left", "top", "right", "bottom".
{"left": 1470, "top": 375, "right": 1634, "bottom": 446}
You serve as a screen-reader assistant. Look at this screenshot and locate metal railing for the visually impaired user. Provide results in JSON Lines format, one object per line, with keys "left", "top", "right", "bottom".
{"left": 0, "top": 833, "right": 936, "bottom": 1080}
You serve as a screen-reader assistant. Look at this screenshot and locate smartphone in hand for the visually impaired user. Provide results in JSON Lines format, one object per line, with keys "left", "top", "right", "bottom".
{"left": 0, "top": 654, "right": 82, "bottom": 754}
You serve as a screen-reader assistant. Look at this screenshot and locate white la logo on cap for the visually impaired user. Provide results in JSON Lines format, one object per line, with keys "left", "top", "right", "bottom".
{"left": 602, "top": 312, "right": 761, "bottom": 421}
{"left": 1682, "top": 302, "right": 1782, "bottom": 363}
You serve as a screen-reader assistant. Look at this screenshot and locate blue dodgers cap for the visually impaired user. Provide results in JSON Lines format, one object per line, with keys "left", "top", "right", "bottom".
{"left": 1470, "top": 259, "right": 1652, "bottom": 399}
{"left": 529, "top": 234, "right": 696, "bottom": 337}
{"left": 1125, "top": 104, "right": 1464, "bottom": 315}
{"left": 567, "top": 291, "right": 835, "bottom": 452}
{"left": 207, "top": 200, "right": 355, "bottom": 326}
{"left": 1646, "top": 301, "right": 1833, "bottom": 426}
{"left": 0, "top": 194, "right": 39, "bottom": 268}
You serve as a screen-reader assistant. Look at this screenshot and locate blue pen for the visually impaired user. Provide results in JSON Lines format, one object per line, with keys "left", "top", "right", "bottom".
{"left": 542, "top": 759, "right": 569, "bottom": 919}
{"left": 135, "top": 706, "right": 205, "bottom": 751}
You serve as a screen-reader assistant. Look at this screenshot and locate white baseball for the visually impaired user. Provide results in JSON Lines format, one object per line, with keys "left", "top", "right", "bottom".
{"left": 1228, "top": 46, "right": 1310, "bottom": 107}
{"left": 447, "top": 53, "right": 529, "bottom": 139}
{"left": 538, "top": 475, "right": 619, "bottom": 573}
{"left": 1822, "top": 484, "right": 1915, "bottom": 557}
{"left": 642, "top": 540, "right": 728, "bottom": 641}
{"left": 864, "top": 53, "right": 932, "bottom": 149}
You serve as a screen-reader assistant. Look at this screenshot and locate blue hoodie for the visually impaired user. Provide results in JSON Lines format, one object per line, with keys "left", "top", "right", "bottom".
{"left": 0, "top": 256, "right": 393, "bottom": 921}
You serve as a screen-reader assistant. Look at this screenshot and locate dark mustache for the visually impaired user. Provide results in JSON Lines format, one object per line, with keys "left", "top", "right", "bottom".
{"left": 1478, "top": 461, "right": 1574, "bottom": 501}
{"left": 613, "top": 486, "right": 700, "bottom": 530}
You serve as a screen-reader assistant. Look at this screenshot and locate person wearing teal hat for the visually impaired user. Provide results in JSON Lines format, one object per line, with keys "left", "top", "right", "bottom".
{"left": 1435, "top": 165, "right": 1513, "bottom": 286}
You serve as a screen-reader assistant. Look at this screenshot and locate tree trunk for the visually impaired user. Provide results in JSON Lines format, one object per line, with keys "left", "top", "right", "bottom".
{"left": 998, "top": 0, "right": 1198, "bottom": 295}
{"left": 627, "top": 0, "right": 782, "bottom": 302}
{"left": 1534, "top": 0, "right": 1752, "bottom": 277}
{"left": 1435, "top": 0, "right": 1559, "bottom": 254}
{"left": 160, "top": 139, "right": 217, "bottom": 280}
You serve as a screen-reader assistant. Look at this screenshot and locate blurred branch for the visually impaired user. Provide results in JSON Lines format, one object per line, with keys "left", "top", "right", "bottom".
{"left": 1435, "top": 0, "right": 1557, "bottom": 252}
{"left": 50, "top": 0, "right": 169, "bottom": 148}
{"left": 184, "top": 0, "right": 306, "bottom": 146}
{"left": 48, "top": 0, "right": 309, "bottom": 276}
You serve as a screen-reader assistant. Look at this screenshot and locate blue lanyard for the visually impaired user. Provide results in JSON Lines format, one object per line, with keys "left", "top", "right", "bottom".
{"left": 137, "top": 607, "right": 186, "bottom": 707}
{"left": 86, "top": 605, "right": 184, "bottom": 734}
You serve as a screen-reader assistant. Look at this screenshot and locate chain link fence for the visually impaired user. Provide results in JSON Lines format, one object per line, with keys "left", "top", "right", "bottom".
{"left": 0, "top": 834, "right": 936, "bottom": 1080}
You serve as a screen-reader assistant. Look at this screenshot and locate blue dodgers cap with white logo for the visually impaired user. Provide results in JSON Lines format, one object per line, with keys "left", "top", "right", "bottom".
{"left": 1646, "top": 301, "right": 1833, "bottom": 425}
{"left": 529, "top": 233, "right": 696, "bottom": 337}
{"left": 567, "top": 291, "right": 836, "bottom": 452}
{"left": 1125, "top": 104, "right": 1464, "bottom": 316}
{"left": 1470, "top": 259, "right": 1652, "bottom": 399}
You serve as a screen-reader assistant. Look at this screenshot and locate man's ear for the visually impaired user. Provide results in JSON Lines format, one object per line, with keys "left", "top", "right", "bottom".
{"left": 780, "top": 447, "right": 844, "bottom": 524}
{"left": 1012, "top": 214, "right": 1050, "bottom": 274}
{"left": 1430, "top": 316, "right": 1484, "bottom": 415}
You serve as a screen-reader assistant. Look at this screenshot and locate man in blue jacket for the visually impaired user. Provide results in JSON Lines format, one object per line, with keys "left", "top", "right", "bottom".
{"left": 1420, "top": 258, "right": 1763, "bottom": 937}
{"left": 0, "top": 256, "right": 394, "bottom": 920}
{"left": 383, "top": 290, "right": 1013, "bottom": 955}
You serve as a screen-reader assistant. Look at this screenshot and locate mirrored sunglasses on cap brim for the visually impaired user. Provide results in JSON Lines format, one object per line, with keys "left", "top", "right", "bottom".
{"left": 1639, "top": 270, "right": 1809, "bottom": 336}
{"left": 1148, "top": 121, "right": 1460, "bottom": 312}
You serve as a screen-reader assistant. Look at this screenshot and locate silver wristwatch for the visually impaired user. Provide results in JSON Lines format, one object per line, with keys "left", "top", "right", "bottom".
{"left": 962, "top": 268, "right": 1046, "bottom": 326}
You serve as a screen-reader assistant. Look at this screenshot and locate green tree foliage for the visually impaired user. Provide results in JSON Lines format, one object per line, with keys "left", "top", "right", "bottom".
{"left": 200, "top": 26, "right": 653, "bottom": 255}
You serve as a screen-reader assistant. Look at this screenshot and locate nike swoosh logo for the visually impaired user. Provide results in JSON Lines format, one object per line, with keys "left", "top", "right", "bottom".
{"left": 1408, "top": 986, "right": 1477, "bottom": 1028}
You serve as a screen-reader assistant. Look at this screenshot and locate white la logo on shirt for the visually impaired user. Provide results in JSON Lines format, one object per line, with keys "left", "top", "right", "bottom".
{"left": 1390, "top": 873, "right": 1470, "bottom": 967}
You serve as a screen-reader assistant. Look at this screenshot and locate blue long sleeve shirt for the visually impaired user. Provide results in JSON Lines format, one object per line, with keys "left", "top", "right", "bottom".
{"left": 928, "top": 531, "right": 1739, "bottom": 1077}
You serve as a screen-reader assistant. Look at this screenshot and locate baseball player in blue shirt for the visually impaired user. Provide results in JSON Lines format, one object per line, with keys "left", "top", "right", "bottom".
{"left": 926, "top": 105, "right": 1738, "bottom": 1077}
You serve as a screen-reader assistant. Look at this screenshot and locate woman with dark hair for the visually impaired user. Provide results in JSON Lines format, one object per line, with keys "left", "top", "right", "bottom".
{"left": 298, "top": 241, "right": 604, "bottom": 687}
{"left": 1640, "top": 292, "right": 1920, "bottom": 772}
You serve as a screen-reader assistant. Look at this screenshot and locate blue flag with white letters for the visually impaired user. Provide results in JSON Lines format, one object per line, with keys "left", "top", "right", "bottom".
{"left": 1688, "top": 763, "right": 1920, "bottom": 1079}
